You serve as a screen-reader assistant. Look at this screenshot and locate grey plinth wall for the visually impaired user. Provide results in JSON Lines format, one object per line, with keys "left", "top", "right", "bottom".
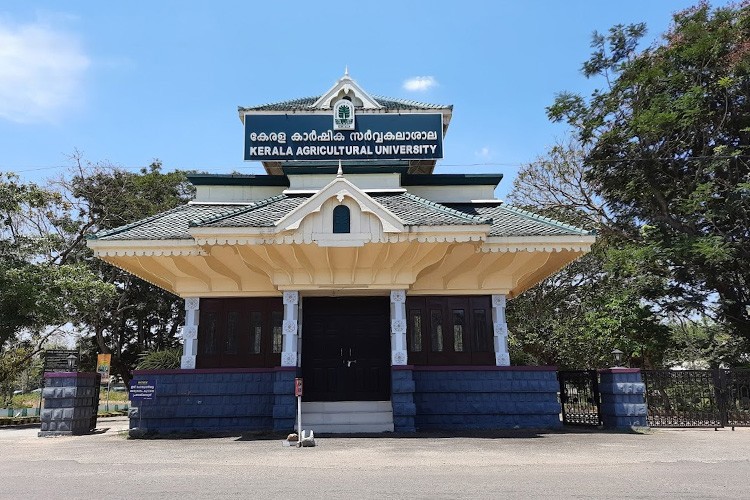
{"left": 411, "top": 366, "right": 562, "bottom": 430}
{"left": 39, "top": 372, "right": 100, "bottom": 437}
{"left": 598, "top": 368, "right": 648, "bottom": 429}
{"left": 392, "top": 367, "right": 416, "bottom": 432}
{"left": 130, "top": 367, "right": 297, "bottom": 435}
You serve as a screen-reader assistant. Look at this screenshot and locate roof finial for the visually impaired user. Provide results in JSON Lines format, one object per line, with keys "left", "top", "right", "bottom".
{"left": 344, "top": 65, "right": 349, "bottom": 78}
{"left": 337, "top": 160, "right": 343, "bottom": 178}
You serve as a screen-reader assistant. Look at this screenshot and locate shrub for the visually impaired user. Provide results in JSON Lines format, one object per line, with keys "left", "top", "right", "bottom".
{"left": 135, "top": 348, "right": 183, "bottom": 370}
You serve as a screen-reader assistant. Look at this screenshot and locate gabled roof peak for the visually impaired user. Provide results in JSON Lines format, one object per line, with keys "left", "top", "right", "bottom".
{"left": 311, "top": 69, "right": 383, "bottom": 110}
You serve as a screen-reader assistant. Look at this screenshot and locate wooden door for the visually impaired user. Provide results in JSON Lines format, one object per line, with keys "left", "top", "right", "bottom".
{"left": 302, "top": 297, "right": 390, "bottom": 401}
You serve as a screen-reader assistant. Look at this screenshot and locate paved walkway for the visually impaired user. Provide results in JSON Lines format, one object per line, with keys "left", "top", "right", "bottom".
{"left": 1, "top": 418, "right": 748, "bottom": 499}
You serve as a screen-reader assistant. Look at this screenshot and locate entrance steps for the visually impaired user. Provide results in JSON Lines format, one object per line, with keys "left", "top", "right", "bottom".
{"left": 300, "top": 401, "right": 394, "bottom": 433}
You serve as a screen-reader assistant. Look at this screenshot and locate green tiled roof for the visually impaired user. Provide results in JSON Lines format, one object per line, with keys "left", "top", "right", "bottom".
{"left": 371, "top": 193, "right": 490, "bottom": 226}
{"left": 239, "top": 95, "right": 451, "bottom": 112}
{"left": 191, "top": 195, "right": 309, "bottom": 228}
{"left": 91, "top": 194, "right": 590, "bottom": 242}
{"left": 89, "top": 204, "right": 253, "bottom": 241}
{"left": 192, "top": 193, "right": 489, "bottom": 229}
{"left": 446, "top": 203, "right": 592, "bottom": 237}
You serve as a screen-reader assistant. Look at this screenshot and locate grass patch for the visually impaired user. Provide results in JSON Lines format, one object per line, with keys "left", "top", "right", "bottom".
{"left": 6, "top": 389, "right": 129, "bottom": 409}
{"left": 10, "top": 393, "right": 41, "bottom": 408}
{"left": 0, "top": 416, "right": 40, "bottom": 426}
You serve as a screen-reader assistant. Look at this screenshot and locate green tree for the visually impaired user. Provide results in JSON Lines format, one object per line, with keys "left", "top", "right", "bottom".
{"left": 57, "top": 155, "right": 194, "bottom": 383}
{"left": 547, "top": 3, "right": 750, "bottom": 343}
{"left": 1, "top": 155, "right": 195, "bottom": 391}
{"left": 507, "top": 142, "right": 671, "bottom": 368}
{"left": 0, "top": 173, "right": 114, "bottom": 397}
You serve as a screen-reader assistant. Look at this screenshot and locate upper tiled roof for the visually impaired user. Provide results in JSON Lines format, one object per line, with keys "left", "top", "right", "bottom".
{"left": 446, "top": 203, "right": 592, "bottom": 237}
{"left": 89, "top": 204, "right": 253, "bottom": 241}
{"left": 91, "top": 193, "right": 590, "bottom": 242}
{"left": 240, "top": 95, "right": 451, "bottom": 112}
{"left": 192, "top": 195, "right": 310, "bottom": 228}
{"left": 193, "top": 192, "right": 489, "bottom": 229}
{"left": 371, "top": 193, "right": 490, "bottom": 226}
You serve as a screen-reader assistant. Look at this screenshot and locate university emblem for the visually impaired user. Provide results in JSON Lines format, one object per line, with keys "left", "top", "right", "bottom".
{"left": 333, "top": 99, "right": 355, "bottom": 130}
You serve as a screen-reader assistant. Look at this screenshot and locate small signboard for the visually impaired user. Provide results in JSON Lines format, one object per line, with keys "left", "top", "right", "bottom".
{"left": 129, "top": 379, "right": 157, "bottom": 400}
{"left": 97, "top": 353, "right": 112, "bottom": 383}
{"left": 294, "top": 378, "right": 303, "bottom": 397}
{"left": 43, "top": 349, "right": 79, "bottom": 372}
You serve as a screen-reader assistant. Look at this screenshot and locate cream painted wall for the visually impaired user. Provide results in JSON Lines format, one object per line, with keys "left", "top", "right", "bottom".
{"left": 297, "top": 196, "right": 386, "bottom": 242}
{"left": 194, "top": 185, "right": 285, "bottom": 203}
{"left": 287, "top": 173, "right": 401, "bottom": 191}
{"left": 406, "top": 184, "right": 496, "bottom": 203}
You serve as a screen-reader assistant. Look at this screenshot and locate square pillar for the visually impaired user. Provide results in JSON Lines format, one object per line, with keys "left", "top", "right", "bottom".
{"left": 181, "top": 298, "right": 200, "bottom": 369}
{"left": 390, "top": 290, "right": 408, "bottom": 366}
{"left": 491, "top": 294, "right": 510, "bottom": 366}
{"left": 598, "top": 368, "right": 649, "bottom": 429}
{"left": 39, "top": 372, "right": 100, "bottom": 436}
{"left": 281, "top": 291, "right": 299, "bottom": 367}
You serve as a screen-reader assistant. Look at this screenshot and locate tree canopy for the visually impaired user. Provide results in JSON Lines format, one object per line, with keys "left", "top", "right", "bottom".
{"left": 507, "top": 142, "right": 672, "bottom": 368}
{"left": 547, "top": 2, "right": 750, "bottom": 344}
{"left": 0, "top": 157, "right": 194, "bottom": 392}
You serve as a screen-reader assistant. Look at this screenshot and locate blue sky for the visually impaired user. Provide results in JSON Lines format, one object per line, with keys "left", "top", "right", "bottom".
{"left": 0, "top": 1, "right": 731, "bottom": 199}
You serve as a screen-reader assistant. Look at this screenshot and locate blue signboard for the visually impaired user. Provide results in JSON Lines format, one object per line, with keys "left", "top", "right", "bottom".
{"left": 244, "top": 113, "right": 443, "bottom": 161}
{"left": 129, "top": 379, "right": 156, "bottom": 400}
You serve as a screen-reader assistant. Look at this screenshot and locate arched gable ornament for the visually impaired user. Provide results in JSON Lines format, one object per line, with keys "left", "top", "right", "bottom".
{"left": 275, "top": 176, "right": 405, "bottom": 235}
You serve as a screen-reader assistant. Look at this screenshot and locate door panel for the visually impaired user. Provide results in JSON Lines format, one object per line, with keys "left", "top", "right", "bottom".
{"left": 302, "top": 297, "right": 390, "bottom": 401}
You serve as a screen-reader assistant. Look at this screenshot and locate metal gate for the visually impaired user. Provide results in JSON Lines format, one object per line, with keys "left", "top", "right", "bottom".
{"left": 642, "top": 369, "right": 750, "bottom": 429}
{"left": 559, "top": 370, "right": 601, "bottom": 426}
{"left": 722, "top": 370, "right": 750, "bottom": 428}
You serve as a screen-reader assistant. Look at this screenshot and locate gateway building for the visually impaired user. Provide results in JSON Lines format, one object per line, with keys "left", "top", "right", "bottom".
{"left": 88, "top": 72, "right": 594, "bottom": 433}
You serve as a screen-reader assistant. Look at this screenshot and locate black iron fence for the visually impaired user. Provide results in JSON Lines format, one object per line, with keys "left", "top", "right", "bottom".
{"left": 642, "top": 369, "right": 750, "bottom": 429}
{"left": 558, "top": 370, "right": 601, "bottom": 426}
{"left": 558, "top": 368, "right": 750, "bottom": 429}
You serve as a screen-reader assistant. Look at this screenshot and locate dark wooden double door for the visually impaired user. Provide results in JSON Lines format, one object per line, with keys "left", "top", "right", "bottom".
{"left": 301, "top": 297, "right": 391, "bottom": 402}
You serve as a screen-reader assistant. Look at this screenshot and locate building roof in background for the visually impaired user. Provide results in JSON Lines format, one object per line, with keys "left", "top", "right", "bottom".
{"left": 239, "top": 95, "right": 451, "bottom": 113}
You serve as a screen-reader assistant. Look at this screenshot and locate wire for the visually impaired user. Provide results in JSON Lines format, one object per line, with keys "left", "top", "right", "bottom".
{"left": 4, "top": 164, "right": 268, "bottom": 174}
{"left": 4, "top": 154, "right": 748, "bottom": 174}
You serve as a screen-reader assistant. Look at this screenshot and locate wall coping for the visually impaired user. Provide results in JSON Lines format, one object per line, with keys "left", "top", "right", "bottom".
{"left": 133, "top": 366, "right": 297, "bottom": 376}
{"left": 393, "top": 365, "right": 558, "bottom": 372}
{"left": 598, "top": 368, "right": 641, "bottom": 374}
{"left": 44, "top": 372, "right": 100, "bottom": 379}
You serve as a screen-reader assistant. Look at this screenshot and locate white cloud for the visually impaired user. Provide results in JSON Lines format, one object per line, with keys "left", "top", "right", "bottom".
{"left": 475, "top": 146, "right": 492, "bottom": 160}
{"left": 403, "top": 76, "right": 437, "bottom": 92}
{"left": 0, "top": 16, "right": 89, "bottom": 123}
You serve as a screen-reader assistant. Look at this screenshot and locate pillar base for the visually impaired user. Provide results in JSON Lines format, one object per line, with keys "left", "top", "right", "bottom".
{"left": 392, "top": 367, "right": 416, "bottom": 432}
{"left": 598, "top": 368, "right": 648, "bottom": 430}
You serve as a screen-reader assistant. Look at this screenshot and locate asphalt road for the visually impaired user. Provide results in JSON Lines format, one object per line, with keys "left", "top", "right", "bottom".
{"left": 1, "top": 417, "right": 748, "bottom": 499}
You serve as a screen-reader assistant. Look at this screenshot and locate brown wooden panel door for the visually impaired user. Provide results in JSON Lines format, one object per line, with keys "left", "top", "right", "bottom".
{"left": 197, "top": 298, "right": 282, "bottom": 369}
{"left": 405, "top": 295, "right": 495, "bottom": 366}
{"left": 302, "top": 297, "right": 390, "bottom": 401}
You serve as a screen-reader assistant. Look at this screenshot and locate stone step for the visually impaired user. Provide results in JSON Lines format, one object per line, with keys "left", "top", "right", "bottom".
{"left": 299, "top": 401, "right": 394, "bottom": 433}
{"left": 302, "top": 401, "right": 393, "bottom": 413}
{"left": 304, "top": 422, "right": 394, "bottom": 433}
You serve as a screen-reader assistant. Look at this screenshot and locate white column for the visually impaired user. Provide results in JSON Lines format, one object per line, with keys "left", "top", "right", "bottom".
{"left": 181, "top": 298, "right": 200, "bottom": 369}
{"left": 281, "top": 291, "right": 299, "bottom": 367}
{"left": 390, "top": 290, "right": 408, "bottom": 365}
{"left": 492, "top": 294, "right": 510, "bottom": 366}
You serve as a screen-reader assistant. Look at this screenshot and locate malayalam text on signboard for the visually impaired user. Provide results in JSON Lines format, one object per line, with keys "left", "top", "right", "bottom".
{"left": 43, "top": 349, "right": 79, "bottom": 373}
{"left": 244, "top": 113, "right": 443, "bottom": 162}
{"left": 129, "top": 379, "right": 156, "bottom": 400}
